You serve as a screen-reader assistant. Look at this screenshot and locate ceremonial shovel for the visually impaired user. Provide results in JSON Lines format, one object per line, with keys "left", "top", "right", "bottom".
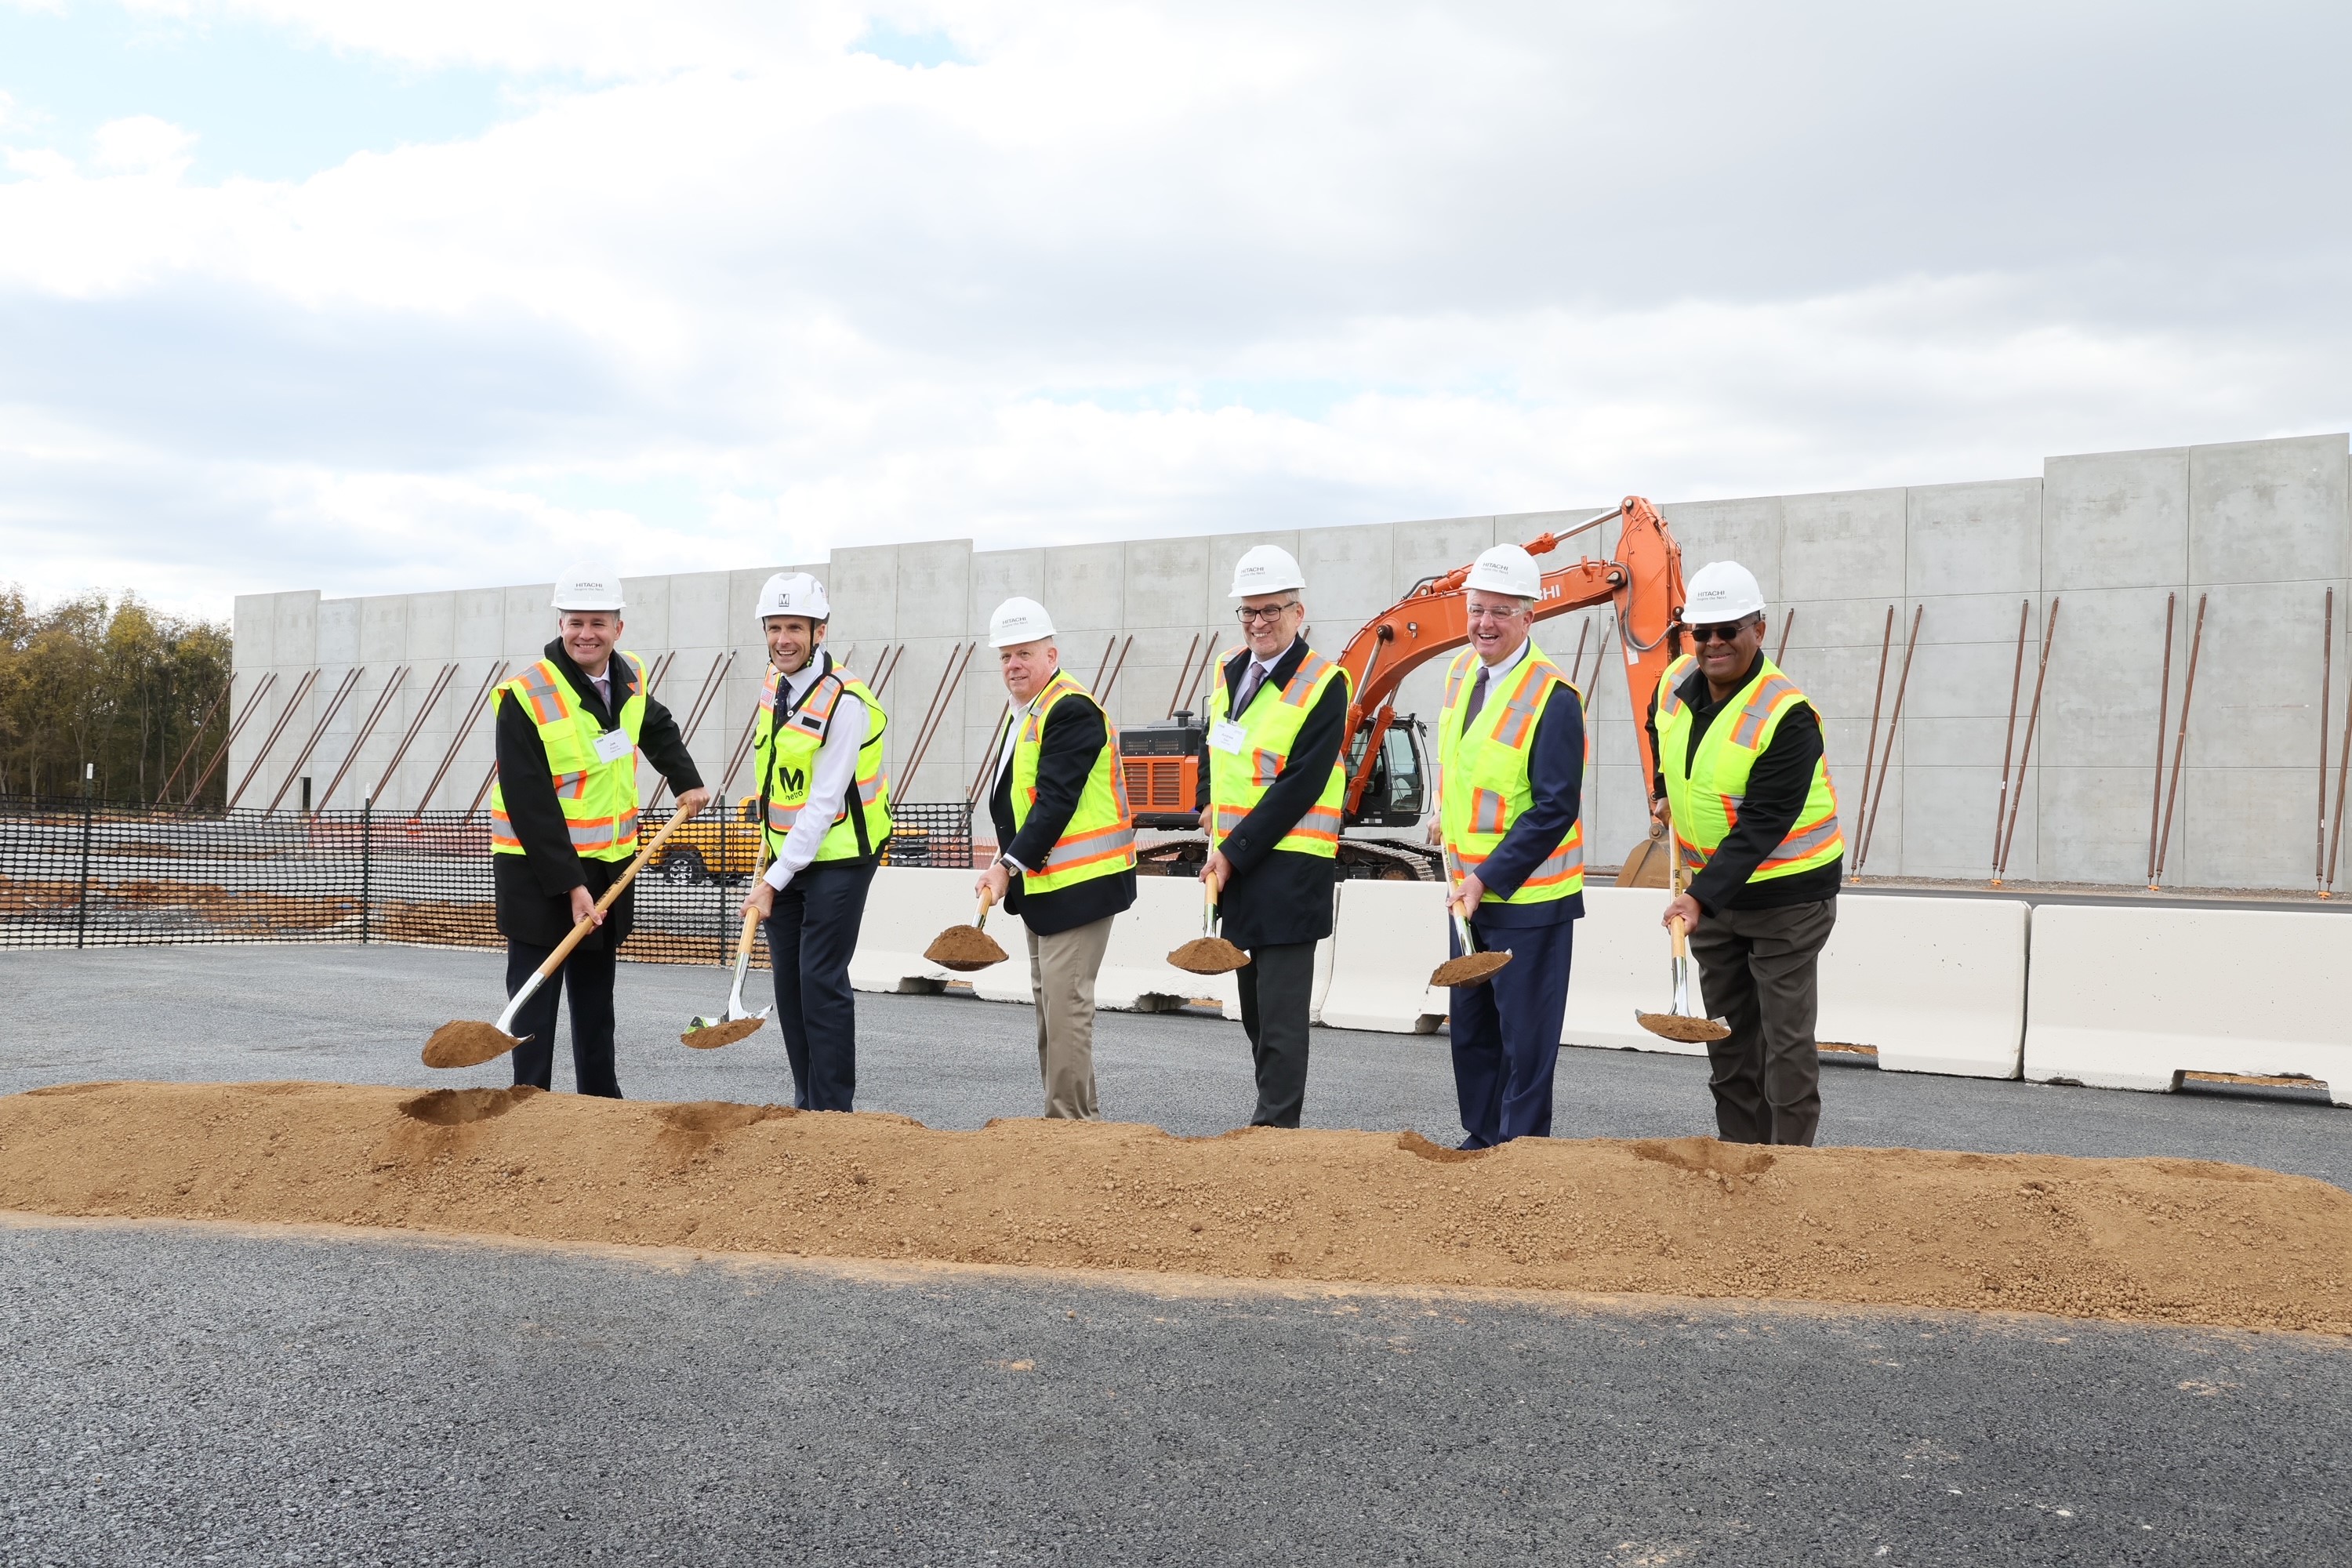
{"left": 682, "top": 848, "right": 774, "bottom": 1049}
{"left": 924, "top": 887, "right": 1011, "bottom": 973}
{"left": 1635, "top": 826, "right": 1730, "bottom": 1044}
{"left": 1167, "top": 870, "right": 1249, "bottom": 975}
{"left": 423, "top": 802, "right": 702, "bottom": 1069}
{"left": 1428, "top": 877, "right": 1510, "bottom": 989}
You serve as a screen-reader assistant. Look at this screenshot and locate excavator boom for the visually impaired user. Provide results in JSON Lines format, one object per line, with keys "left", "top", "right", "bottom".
{"left": 1333, "top": 495, "right": 1689, "bottom": 815}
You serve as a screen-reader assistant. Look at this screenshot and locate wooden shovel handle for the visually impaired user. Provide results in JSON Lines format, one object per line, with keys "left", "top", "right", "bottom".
{"left": 732, "top": 844, "right": 772, "bottom": 961}
{"left": 1668, "top": 914, "right": 1690, "bottom": 960}
{"left": 976, "top": 886, "right": 996, "bottom": 927}
{"left": 535, "top": 801, "right": 703, "bottom": 982}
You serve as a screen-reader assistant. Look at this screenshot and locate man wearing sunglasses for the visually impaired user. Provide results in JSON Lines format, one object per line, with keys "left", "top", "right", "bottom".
{"left": 1647, "top": 561, "right": 1844, "bottom": 1146}
{"left": 1196, "top": 543, "right": 1352, "bottom": 1128}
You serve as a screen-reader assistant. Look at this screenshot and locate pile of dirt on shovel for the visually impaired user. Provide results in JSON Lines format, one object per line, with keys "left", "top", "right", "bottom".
{"left": 3, "top": 1080, "right": 2350, "bottom": 1336}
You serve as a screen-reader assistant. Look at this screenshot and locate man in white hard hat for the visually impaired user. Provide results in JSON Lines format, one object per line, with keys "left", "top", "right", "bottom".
{"left": 1431, "top": 543, "right": 1588, "bottom": 1148}
{"left": 490, "top": 565, "right": 710, "bottom": 1097}
{"left": 976, "top": 597, "right": 1138, "bottom": 1119}
{"left": 1648, "top": 560, "right": 1844, "bottom": 1146}
{"left": 738, "top": 572, "right": 893, "bottom": 1112}
{"left": 1199, "top": 543, "right": 1352, "bottom": 1127}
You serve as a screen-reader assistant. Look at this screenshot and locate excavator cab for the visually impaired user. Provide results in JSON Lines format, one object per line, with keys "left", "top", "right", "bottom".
{"left": 1342, "top": 717, "right": 1428, "bottom": 828}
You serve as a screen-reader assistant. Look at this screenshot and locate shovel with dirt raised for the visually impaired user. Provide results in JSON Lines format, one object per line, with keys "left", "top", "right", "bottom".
{"left": 924, "top": 888, "right": 1010, "bottom": 973}
{"left": 1429, "top": 878, "right": 1511, "bottom": 989}
{"left": 681, "top": 850, "right": 774, "bottom": 1050}
{"left": 423, "top": 802, "right": 702, "bottom": 1069}
{"left": 1635, "top": 828, "right": 1730, "bottom": 1045}
{"left": 1167, "top": 870, "right": 1250, "bottom": 975}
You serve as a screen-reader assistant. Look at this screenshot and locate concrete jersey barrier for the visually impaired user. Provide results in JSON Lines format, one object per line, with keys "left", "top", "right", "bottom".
{"left": 1818, "top": 895, "right": 2028, "bottom": 1078}
{"left": 1560, "top": 887, "right": 1690, "bottom": 1054}
{"left": 844, "top": 866, "right": 968, "bottom": 994}
{"left": 1318, "top": 878, "right": 1453, "bottom": 1033}
{"left": 971, "top": 873, "right": 1247, "bottom": 1014}
{"left": 2024, "top": 904, "right": 2352, "bottom": 1105}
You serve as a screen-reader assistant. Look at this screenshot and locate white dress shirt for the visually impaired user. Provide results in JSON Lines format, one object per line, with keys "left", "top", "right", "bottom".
{"left": 993, "top": 689, "right": 1045, "bottom": 873}
{"left": 762, "top": 652, "right": 871, "bottom": 891}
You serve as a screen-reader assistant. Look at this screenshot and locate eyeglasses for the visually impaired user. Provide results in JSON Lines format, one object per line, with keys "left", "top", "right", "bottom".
{"left": 1236, "top": 603, "right": 1299, "bottom": 624}
{"left": 1686, "top": 618, "right": 1759, "bottom": 644}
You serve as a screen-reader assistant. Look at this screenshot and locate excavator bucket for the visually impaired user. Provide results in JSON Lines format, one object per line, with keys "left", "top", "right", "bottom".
{"left": 1615, "top": 824, "right": 1671, "bottom": 888}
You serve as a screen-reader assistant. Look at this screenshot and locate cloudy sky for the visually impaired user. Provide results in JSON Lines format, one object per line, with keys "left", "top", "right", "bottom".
{"left": 4, "top": 1, "right": 2348, "bottom": 619}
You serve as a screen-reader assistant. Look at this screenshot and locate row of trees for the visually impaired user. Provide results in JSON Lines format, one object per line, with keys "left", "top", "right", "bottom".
{"left": 0, "top": 586, "right": 234, "bottom": 804}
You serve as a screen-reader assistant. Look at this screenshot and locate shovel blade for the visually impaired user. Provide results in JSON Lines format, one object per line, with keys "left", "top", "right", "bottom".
{"left": 423, "top": 1020, "right": 526, "bottom": 1069}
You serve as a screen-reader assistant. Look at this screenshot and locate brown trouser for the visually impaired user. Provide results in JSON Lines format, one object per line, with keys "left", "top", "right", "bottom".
{"left": 1027, "top": 915, "right": 1113, "bottom": 1120}
{"left": 1689, "top": 897, "right": 1836, "bottom": 1146}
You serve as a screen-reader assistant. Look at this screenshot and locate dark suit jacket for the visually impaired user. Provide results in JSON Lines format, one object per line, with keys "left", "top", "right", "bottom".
{"left": 1464, "top": 670, "right": 1585, "bottom": 930}
{"left": 1191, "top": 635, "right": 1349, "bottom": 949}
{"left": 492, "top": 638, "right": 702, "bottom": 949}
{"left": 987, "top": 687, "right": 1138, "bottom": 937}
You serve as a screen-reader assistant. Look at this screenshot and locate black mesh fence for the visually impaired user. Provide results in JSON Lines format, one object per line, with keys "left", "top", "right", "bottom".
{"left": 0, "top": 795, "right": 973, "bottom": 964}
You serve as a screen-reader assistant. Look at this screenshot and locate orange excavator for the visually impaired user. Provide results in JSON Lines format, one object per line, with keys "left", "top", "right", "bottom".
{"left": 1122, "top": 495, "right": 1692, "bottom": 879}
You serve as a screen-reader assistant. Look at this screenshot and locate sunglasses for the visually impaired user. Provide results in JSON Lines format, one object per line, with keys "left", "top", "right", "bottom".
{"left": 1685, "top": 619, "right": 1758, "bottom": 644}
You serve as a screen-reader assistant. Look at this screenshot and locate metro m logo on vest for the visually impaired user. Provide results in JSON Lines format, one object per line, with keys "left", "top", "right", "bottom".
{"left": 777, "top": 765, "right": 806, "bottom": 794}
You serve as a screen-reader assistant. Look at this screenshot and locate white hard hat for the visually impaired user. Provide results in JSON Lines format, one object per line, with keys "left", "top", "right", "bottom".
{"left": 1464, "top": 543, "right": 1542, "bottom": 599}
{"left": 1229, "top": 543, "right": 1306, "bottom": 598}
{"left": 988, "top": 596, "right": 1056, "bottom": 648}
{"left": 1683, "top": 561, "right": 1766, "bottom": 625}
{"left": 550, "top": 564, "right": 625, "bottom": 612}
{"left": 755, "top": 572, "right": 830, "bottom": 622}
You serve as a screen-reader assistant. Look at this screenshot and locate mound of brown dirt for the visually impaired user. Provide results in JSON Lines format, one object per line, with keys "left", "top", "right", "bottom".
{"left": 3, "top": 1081, "right": 2350, "bottom": 1334}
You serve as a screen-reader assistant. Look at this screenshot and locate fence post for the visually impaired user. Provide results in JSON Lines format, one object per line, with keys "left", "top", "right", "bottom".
{"left": 75, "top": 764, "right": 93, "bottom": 949}
{"left": 361, "top": 795, "right": 373, "bottom": 946}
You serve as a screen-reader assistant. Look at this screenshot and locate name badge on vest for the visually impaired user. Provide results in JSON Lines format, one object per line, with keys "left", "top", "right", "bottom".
{"left": 1209, "top": 719, "right": 1248, "bottom": 755}
{"left": 593, "top": 728, "right": 633, "bottom": 765}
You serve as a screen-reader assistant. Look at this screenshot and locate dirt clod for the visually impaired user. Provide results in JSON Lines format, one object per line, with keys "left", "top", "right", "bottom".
{"left": 6, "top": 1081, "right": 2352, "bottom": 1336}
{"left": 924, "top": 925, "right": 1009, "bottom": 971}
{"left": 421, "top": 1021, "right": 521, "bottom": 1069}
{"left": 399, "top": 1086, "right": 539, "bottom": 1126}
{"left": 1635, "top": 1011, "right": 1732, "bottom": 1044}
{"left": 1431, "top": 952, "right": 1512, "bottom": 989}
{"left": 1167, "top": 937, "right": 1250, "bottom": 975}
{"left": 680, "top": 1017, "right": 766, "bottom": 1051}
{"left": 1397, "top": 1131, "right": 1489, "bottom": 1163}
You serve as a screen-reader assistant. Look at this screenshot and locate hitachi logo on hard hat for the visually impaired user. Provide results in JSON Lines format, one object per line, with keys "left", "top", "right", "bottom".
{"left": 1682, "top": 561, "right": 1766, "bottom": 624}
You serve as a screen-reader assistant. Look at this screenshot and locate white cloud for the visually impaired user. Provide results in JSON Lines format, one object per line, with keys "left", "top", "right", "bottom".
{"left": 89, "top": 114, "right": 196, "bottom": 173}
{"left": 2, "top": 1, "right": 2350, "bottom": 620}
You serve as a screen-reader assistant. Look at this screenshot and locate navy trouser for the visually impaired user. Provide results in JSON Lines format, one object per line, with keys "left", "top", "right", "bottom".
{"left": 763, "top": 857, "right": 877, "bottom": 1112}
{"left": 1446, "top": 916, "right": 1575, "bottom": 1149}
{"left": 505, "top": 937, "right": 622, "bottom": 1098}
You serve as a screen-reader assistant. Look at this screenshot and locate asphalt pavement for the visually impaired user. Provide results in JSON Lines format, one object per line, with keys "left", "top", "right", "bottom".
{"left": 4, "top": 944, "right": 2350, "bottom": 1565}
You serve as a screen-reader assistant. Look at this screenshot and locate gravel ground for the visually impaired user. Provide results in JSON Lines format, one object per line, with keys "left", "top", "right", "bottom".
{"left": 2, "top": 944, "right": 2344, "bottom": 1185}
{"left": 5, "top": 944, "right": 2350, "bottom": 1565}
{"left": 6, "top": 1217, "right": 2350, "bottom": 1568}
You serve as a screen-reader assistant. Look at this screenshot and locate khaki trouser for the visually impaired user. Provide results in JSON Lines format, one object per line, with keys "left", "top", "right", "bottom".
{"left": 1027, "top": 915, "right": 1113, "bottom": 1120}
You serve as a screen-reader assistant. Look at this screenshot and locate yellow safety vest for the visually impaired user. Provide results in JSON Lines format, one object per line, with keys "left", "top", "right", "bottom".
{"left": 1654, "top": 654, "right": 1843, "bottom": 883}
{"left": 1004, "top": 670, "right": 1136, "bottom": 895}
{"left": 756, "top": 656, "right": 893, "bottom": 862}
{"left": 1207, "top": 645, "right": 1349, "bottom": 859}
{"left": 489, "top": 652, "right": 648, "bottom": 861}
{"left": 1436, "top": 645, "right": 1585, "bottom": 904}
